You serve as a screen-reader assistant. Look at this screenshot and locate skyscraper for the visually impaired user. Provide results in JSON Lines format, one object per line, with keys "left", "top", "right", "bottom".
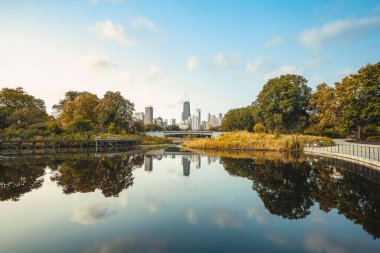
{"left": 144, "top": 106, "right": 153, "bottom": 124}
{"left": 196, "top": 109, "right": 201, "bottom": 126}
{"left": 182, "top": 101, "right": 191, "bottom": 121}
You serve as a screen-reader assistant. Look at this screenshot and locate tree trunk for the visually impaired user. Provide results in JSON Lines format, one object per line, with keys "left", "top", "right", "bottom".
{"left": 357, "top": 125, "right": 363, "bottom": 140}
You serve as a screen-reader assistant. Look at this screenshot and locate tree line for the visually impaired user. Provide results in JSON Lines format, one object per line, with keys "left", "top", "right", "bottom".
{"left": 221, "top": 62, "right": 380, "bottom": 140}
{"left": 0, "top": 89, "right": 143, "bottom": 139}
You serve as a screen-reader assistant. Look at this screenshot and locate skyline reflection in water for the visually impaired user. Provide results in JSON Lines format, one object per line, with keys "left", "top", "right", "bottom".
{"left": 0, "top": 148, "right": 380, "bottom": 253}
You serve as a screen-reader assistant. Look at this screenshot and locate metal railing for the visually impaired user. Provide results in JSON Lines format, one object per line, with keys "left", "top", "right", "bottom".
{"left": 304, "top": 144, "right": 380, "bottom": 162}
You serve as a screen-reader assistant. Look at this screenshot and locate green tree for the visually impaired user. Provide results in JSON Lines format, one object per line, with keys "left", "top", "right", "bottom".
{"left": 164, "top": 125, "right": 181, "bottom": 131}
{"left": 335, "top": 62, "right": 380, "bottom": 140}
{"left": 0, "top": 87, "right": 48, "bottom": 129}
{"left": 144, "top": 123, "right": 163, "bottom": 132}
{"left": 220, "top": 107, "right": 255, "bottom": 132}
{"left": 59, "top": 92, "right": 99, "bottom": 129}
{"left": 52, "top": 91, "right": 83, "bottom": 117}
{"left": 94, "top": 91, "right": 134, "bottom": 133}
{"left": 254, "top": 74, "right": 311, "bottom": 133}
{"left": 67, "top": 115, "right": 93, "bottom": 132}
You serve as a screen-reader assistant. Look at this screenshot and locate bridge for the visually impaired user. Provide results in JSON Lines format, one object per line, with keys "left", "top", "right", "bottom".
{"left": 146, "top": 131, "right": 224, "bottom": 138}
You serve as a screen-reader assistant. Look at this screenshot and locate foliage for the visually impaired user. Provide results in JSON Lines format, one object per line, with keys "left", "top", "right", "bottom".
{"left": 182, "top": 131, "right": 333, "bottom": 151}
{"left": 52, "top": 91, "right": 83, "bottom": 117}
{"left": 309, "top": 83, "right": 341, "bottom": 132}
{"left": 67, "top": 115, "right": 94, "bottom": 132}
{"left": 254, "top": 74, "right": 312, "bottom": 133}
{"left": 164, "top": 125, "right": 181, "bottom": 131}
{"left": 0, "top": 87, "right": 48, "bottom": 130}
{"left": 220, "top": 106, "right": 254, "bottom": 132}
{"left": 60, "top": 92, "right": 99, "bottom": 128}
{"left": 144, "top": 123, "right": 163, "bottom": 132}
{"left": 94, "top": 91, "right": 134, "bottom": 133}
{"left": 335, "top": 62, "right": 380, "bottom": 140}
{"left": 253, "top": 123, "right": 265, "bottom": 133}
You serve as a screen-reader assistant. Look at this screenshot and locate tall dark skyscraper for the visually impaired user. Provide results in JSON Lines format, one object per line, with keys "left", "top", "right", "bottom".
{"left": 182, "top": 101, "right": 191, "bottom": 121}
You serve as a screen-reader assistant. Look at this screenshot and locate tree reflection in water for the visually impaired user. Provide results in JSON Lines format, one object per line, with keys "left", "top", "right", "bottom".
{"left": 50, "top": 154, "right": 144, "bottom": 197}
{"left": 0, "top": 159, "right": 46, "bottom": 201}
{"left": 221, "top": 155, "right": 380, "bottom": 239}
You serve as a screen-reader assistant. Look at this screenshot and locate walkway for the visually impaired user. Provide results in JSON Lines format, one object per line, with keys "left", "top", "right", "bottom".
{"left": 304, "top": 139, "right": 380, "bottom": 170}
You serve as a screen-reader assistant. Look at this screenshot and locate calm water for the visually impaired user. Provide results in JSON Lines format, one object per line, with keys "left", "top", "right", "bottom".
{"left": 1, "top": 147, "right": 380, "bottom": 253}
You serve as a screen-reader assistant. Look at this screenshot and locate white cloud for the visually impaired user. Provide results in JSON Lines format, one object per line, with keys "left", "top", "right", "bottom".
{"left": 299, "top": 16, "right": 380, "bottom": 50}
{"left": 245, "top": 206, "right": 269, "bottom": 224}
{"left": 266, "top": 234, "right": 288, "bottom": 246}
{"left": 186, "top": 208, "right": 199, "bottom": 224}
{"left": 90, "top": 20, "right": 136, "bottom": 45}
{"left": 245, "top": 57, "right": 265, "bottom": 74}
{"left": 78, "top": 55, "right": 118, "bottom": 74}
{"left": 265, "top": 36, "right": 284, "bottom": 48}
{"left": 86, "top": 236, "right": 167, "bottom": 253}
{"left": 131, "top": 16, "right": 160, "bottom": 33}
{"left": 141, "top": 196, "right": 165, "bottom": 214}
{"left": 143, "top": 65, "right": 163, "bottom": 81}
{"left": 186, "top": 56, "right": 199, "bottom": 71}
{"left": 71, "top": 203, "right": 116, "bottom": 225}
{"left": 213, "top": 52, "right": 242, "bottom": 68}
{"left": 264, "top": 65, "right": 299, "bottom": 79}
{"left": 212, "top": 211, "right": 243, "bottom": 229}
{"left": 303, "top": 232, "right": 348, "bottom": 253}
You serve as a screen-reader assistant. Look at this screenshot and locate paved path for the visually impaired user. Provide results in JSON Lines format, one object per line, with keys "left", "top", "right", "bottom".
{"left": 333, "top": 139, "right": 380, "bottom": 147}
{"left": 304, "top": 139, "right": 380, "bottom": 169}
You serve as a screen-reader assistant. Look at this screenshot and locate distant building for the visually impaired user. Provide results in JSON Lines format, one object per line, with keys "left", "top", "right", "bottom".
{"left": 196, "top": 109, "right": 201, "bottom": 126}
{"left": 134, "top": 112, "right": 144, "bottom": 122}
{"left": 207, "top": 113, "right": 211, "bottom": 123}
{"left": 144, "top": 156, "right": 153, "bottom": 172}
{"left": 218, "top": 113, "right": 223, "bottom": 123}
{"left": 144, "top": 106, "right": 153, "bottom": 124}
{"left": 155, "top": 117, "right": 163, "bottom": 127}
{"left": 191, "top": 115, "right": 200, "bottom": 130}
{"left": 170, "top": 118, "right": 176, "bottom": 125}
{"left": 201, "top": 121, "right": 207, "bottom": 130}
{"left": 182, "top": 156, "right": 190, "bottom": 176}
{"left": 182, "top": 101, "right": 191, "bottom": 121}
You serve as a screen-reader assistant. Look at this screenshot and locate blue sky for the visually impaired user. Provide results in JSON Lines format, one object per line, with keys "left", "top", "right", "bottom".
{"left": 0, "top": 0, "right": 379, "bottom": 121}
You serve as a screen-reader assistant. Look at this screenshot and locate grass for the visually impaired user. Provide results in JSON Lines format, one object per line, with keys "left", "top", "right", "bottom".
{"left": 182, "top": 131, "right": 333, "bottom": 151}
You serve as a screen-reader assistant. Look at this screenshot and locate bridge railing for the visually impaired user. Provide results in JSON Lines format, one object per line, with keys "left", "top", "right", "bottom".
{"left": 304, "top": 144, "right": 380, "bottom": 162}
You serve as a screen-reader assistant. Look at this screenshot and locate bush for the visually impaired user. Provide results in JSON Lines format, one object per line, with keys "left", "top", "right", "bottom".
{"left": 253, "top": 123, "right": 265, "bottom": 133}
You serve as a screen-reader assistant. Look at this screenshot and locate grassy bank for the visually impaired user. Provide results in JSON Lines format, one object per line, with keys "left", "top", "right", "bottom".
{"left": 182, "top": 131, "right": 333, "bottom": 151}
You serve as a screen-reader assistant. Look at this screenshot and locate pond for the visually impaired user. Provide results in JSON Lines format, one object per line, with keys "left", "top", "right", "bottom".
{"left": 0, "top": 147, "right": 380, "bottom": 253}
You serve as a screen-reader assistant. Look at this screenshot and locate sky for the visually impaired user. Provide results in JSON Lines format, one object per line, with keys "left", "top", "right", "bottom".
{"left": 0, "top": 0, "right": 379, "bottom": 122}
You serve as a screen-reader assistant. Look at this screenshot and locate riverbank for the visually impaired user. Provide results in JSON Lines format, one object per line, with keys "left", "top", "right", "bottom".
{"left": 182, "top": 131, "right": 333, "bottom": 151}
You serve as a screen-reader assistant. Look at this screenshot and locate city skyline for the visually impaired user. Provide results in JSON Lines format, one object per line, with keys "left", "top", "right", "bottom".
{"left": 1, "top": 1, "right": 379, "bottom": 120}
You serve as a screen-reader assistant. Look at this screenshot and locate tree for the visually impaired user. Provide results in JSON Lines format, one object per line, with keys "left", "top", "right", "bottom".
{"left": 59, "top": 92, "right": 99, "bottom": 129}
{"left": 335, "top": 62, "right": 380, "bottom": 140}
{"left": 0, "top": 87, "right": 48, "bottom": 129}
{"left": 52, "top": 91, "right": 83, "bottom": 117}
{"left": 94, "top": 91, "right": 134, "bottom": 133}
{"left": 220, "top": 107, "right": 255, "bottom": 132}
{"left": 254, "top": 74, "right": 312, "bottom": 133}
{"left": 164, "top": 125, "right": 181, "bottom": 131}
{"left": 144, "top": 123, "right": 163, "bottom": 132}
{"left": 67, "top": 115, "right": 93, "bottom": 132}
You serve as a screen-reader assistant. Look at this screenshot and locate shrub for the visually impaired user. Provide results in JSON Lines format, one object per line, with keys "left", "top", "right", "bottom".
{"left": 253, "top": 123, "right": 265, "bottom": 133}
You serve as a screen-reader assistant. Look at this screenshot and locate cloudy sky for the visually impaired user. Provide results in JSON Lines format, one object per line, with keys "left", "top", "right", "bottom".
{"left": 0, "top": 0, "right": 379, "bottom": 121}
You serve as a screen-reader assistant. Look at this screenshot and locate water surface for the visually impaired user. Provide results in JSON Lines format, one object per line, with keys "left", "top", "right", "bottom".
{"left": 0, "top": 148, "right": 380, "bottom": 253}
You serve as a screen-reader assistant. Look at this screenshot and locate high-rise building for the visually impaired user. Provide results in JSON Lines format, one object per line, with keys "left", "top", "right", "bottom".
{"left": 144, "top": 106, "right": 153, "bottom": 124}
{"left": 134, "top": 112, "right": 144, "bottom": 122}
{"left": 155, "top": 117, "right": 163, "bottom": 127}
{"left": 191, "top": 115, "right": 200, "bottom": 130}
{"left": 196, "top": 109, "right": 201, "bottom": 126}
{"left": 170, "top": 118, "right": 176, "bottom": 125}
{"left": 144, "top": 156, "right": 153, "bottom": 172}
{"left": 207, "top": 113, "right": 211, "bottom": 123}
{"left": 218, "top": 113, "right": 223, "bottom": 123}
{"left": 182, "top": 101, "right": 191, "bottom": 121}
{"left": 182, "top": 156, "right": 190, "bottom": 176}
